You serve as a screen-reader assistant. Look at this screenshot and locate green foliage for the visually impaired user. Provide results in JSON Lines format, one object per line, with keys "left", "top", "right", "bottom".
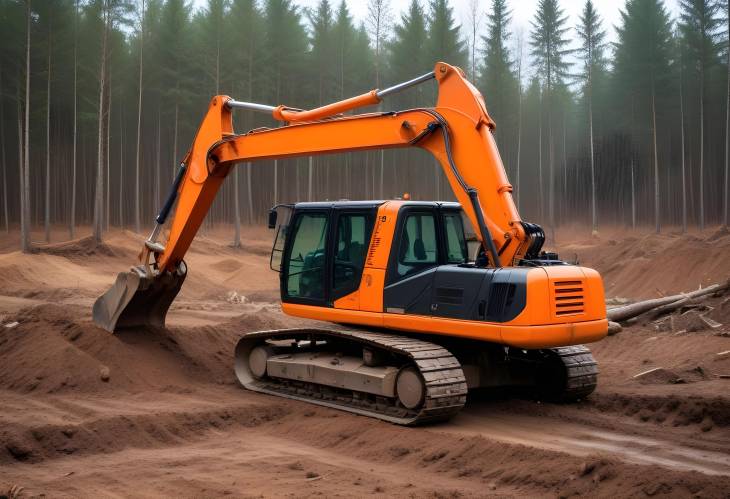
{"left": 680, "top": 0, "right": 722, "bottom": 69}
{"left": 425, "top": 0, "right": 466, "bottom": 69}
{"left": 389, "top": 0, "right": 428, "bottom": 85}
{"left": 478, "top": 0, "right": 518, "bottom": 133}
{"left": 1, "top": 0, "right": 730, "bottom": 235}
{"left": 614, "top": 0, "right": 673, "bottom": 102}
{"left": 530, "top": 0, "right": 571, "bottom": 92}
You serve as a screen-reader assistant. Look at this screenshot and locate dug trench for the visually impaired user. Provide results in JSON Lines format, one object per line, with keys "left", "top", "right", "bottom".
{"left": 0, "top": 226, "right": 729, "bottom": 497}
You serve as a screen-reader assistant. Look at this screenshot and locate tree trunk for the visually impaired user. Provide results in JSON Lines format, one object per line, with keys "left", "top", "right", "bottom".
{"left": 118, "top": 104, "right": 123, "bottom": 227}
{"left": 607, "top": 281, "right": 729, "bottom": 323}
{"left": 246, "top": 163, "right": 253, "bottom": 225}
{"left": 538, "top": 90, "right": 543, "bottom": 221}
{"left": 105, "top": 60, "right": 111, "bottom": 231}
{"left": 134, "top": 0, "right": 144, "bottom": 233}
{"left": 17, "top": 82, "right": 24, "bottom": 239}
{"left": 699, "top": 67, "right": 705, "bottom": 231}
{"left": 70, "top": 0, "right": 78, "bottom": 239}
{"left": 233, "top": 167, "right": 241, "bottom": 247}
{"left": 588, "top": 76, "right": 596, "bottom": 233}
{"left": 172, "top": 98, "right": 178, "bottom": 180}
{"left": 515, "top": 54, "right": 522, "bottom": 211}
{"left": 651, "top": 86, "right": 660, "bottom": 234}
{"left": 93, "top": 3, "right": 108, "bottom": 244}
{"left": 274, "top": 159, "right": 278, "bottom": 204}
{"left": 725, "top": 0, "right": 730, "bottom": 227}
{"left": 22, "top": 0, "right": 31, "bottom": 253}
{"left": 45, "top": 13, "right": 52, "bottom": 243}
{"left": 630, "top": 156, "right": 636, "bottom": 230}
{"left": 155, "top": 109, "right": 160, "bottom": 208}
{"left": 379, "top": 150, "right": 384, "bottom": 199}
{"left": 680, "top": 61, "right": 687, "bottom": 233}
{"left": 0, "top": 62, "right": 8, "bottom": 233}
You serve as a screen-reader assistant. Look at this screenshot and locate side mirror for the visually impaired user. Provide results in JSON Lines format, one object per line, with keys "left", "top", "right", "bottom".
{"left": 270, "top": 225, "right": 287, "bottom": 272}
{"left": 268, "top": 209, "right": 278, "bottom": 229}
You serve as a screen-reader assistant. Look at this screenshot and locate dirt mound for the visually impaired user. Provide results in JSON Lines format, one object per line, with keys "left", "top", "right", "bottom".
{"left": 36, "top": 236, "right": 122, "bottom": 259}
{"left": 210, "top": 258, "right": 244, "bottom": 273}
{"left": 555, "top": 226, "right": 730, "bottom": 299}
{"left": 0, "top": 301, "right": 295, "bottom": 396}
{"left": 0, "top": 304, "right": 210, "bottom": 394}
{"left": 0, "top": 401, "right": 289, "bottom": 466}
{"left": 590, "top": 392, "right": 730, "bottom": 429}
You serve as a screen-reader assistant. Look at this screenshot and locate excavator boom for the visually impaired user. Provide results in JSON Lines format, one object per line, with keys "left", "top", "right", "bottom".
{"left": 94, "top": 63, "right": 531, "bottom": 332}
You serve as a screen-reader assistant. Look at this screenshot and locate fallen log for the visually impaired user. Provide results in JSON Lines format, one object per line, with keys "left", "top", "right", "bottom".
{"left": 606, "top": 280, "right": 730, "bottom": 323}
{"left": 607, "top": 321, "right": 623, "bottom": 335}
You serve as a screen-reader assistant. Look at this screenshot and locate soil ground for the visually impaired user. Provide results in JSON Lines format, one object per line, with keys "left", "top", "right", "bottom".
{"left": 1, "top": 225, "right": 729, "bottom": 498}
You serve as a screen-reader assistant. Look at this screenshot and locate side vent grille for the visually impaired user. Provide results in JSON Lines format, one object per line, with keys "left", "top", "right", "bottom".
{"left": 487, "top": 283, "right": 516, "bottom": 318}
{"left": 436, "top": 287, "right": 464, "bottom": 305}
{"left": 553, "top": 280, "right": 584, "bottom": 316}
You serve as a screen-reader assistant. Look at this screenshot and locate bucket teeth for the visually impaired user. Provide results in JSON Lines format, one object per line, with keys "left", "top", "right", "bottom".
{"left": 92, "top": 263, "right": 186, "bottom": 332}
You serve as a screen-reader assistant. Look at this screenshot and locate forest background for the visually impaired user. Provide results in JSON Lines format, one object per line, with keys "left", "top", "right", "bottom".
{"left": 0, "top": 0, "right": 728, "bottom": 250}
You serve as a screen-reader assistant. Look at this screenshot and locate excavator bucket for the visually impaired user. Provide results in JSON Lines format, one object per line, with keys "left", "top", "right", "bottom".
{"left": 92, "top": 264, "right": 187, "bottom": 332}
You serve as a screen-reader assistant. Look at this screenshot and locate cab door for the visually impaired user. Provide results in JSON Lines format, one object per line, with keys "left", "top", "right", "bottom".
{"left": 331, "top": 210, "right": 375, "bottom": 302}
{"left": 383, "top": 208, "right": 440, "bottom": 315}
{"left": 281, "top": 210, "right": 330, "bottom": 305}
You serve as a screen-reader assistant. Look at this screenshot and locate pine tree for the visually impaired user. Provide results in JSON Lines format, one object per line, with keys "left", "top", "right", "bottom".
{"left": 262, "top": 0, "right": 307, "bottom": 205}
{"left": 134, "top": 0, "right": 144, "bottom": 233}
{"left": 389, "top": 0, "right": 428, "bottom": 103}
{"left": 93, "top": 0, "right": 133, "bottom": 243}
{"left": 71, "top": 0, "right": 78, "bottom": 238}
{"left": 530, "top": 0, "right": 571, "bottom": 229}
{"left": 367, "top": 0, "right": 391, "bottom": 88}
{"left": 227, "top": 0, "right": 261, "bottom": 241}
{"left": 308, "top": 0, "right": 336, "bottom": 103}
{"left": 366, "top": 0, "right": 391, "bottom": 198}
{"left": 425, "top": 0, "right": 466, "bottom": 69}
{"left": 575, "top": 0, "right": 607, "bottom": 234}
{"left": 479, "top": 0, "right": 518, "bottom": 147}
{"left": 615, "top": 0, "right": 673, "bottom": 233}
{"left": 680, "top": 0, "right": 721, "bottom": 230}
{"left": 159, "top": 0, "right": 192, "bottom": 172}
{"left": 465, "top": 0, "right": 481, "bottom": 81}
{"left": 425, "top": 0, "right": 464, "bottom": 199}
{"left": 22, "top": 0, "right": 31, "bottom": 253}
{"left": 725, "top": 0, "right": 730, "bottom": 227}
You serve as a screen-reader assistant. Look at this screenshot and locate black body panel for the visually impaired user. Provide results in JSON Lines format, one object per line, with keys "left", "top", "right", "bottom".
{"left": 382, "top": 267, "right": 437, "bottom": 315}
{"left": 384, "top": 264, "right": 529, "bottom": 323}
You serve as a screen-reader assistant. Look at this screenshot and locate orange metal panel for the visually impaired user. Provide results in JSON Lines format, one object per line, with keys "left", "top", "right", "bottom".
{"left": 273, "top": 90, "right": 381, "bottom": 122}
{"left": 357, "top": 268, "right": 385, "bottom": 312}
{"left": 283, "top": 302, "right": 607, "bottom": 349}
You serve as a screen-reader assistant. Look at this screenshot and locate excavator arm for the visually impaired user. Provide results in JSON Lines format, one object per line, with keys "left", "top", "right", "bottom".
{"left": 159, "top": 63, "right": 525, "bottom": 272}
{"left": 93, "top": 62, "right": 531, "bottom": 332}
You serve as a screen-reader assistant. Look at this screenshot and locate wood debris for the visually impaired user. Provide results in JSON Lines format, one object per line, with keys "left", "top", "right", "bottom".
{"left": 606, "top": 279, "right": 730, "bottom": 330}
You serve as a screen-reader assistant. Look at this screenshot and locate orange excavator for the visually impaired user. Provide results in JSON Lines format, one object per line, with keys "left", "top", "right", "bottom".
{"left": 93, "top": 62, "right": 607, "bottom": 424}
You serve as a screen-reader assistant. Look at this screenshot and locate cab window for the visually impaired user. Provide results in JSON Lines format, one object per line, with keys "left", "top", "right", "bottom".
{"left": 397, "top": 213, "right": 438, "bottom": 278}
{"left": 333, "top": 214, "right": 371, "bottom": 297}
{"left": 285, "top": 213, "right": 328, "bottom": 300}
{"left": 443, "top": 212, "right": 468, "bottom": 263}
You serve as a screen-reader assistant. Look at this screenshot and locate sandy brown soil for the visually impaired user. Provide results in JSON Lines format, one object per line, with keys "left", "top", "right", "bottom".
{"left": 1, "top": 225, "right": 729, "bottom": 498}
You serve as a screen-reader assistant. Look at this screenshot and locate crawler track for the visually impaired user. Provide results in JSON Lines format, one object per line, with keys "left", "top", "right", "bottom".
{"left": 235, "top": 329, "right": 598, "bottom": 424}
{"left": 540, "top": 344, "right": 599, "bottom": 402}
{"left": 235, "top": 328, "right": 468, "bottom": 425}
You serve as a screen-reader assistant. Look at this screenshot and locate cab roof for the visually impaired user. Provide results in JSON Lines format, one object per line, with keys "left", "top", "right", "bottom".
{"left": 292, "top": 200, "right": 463, "bottom": 210}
